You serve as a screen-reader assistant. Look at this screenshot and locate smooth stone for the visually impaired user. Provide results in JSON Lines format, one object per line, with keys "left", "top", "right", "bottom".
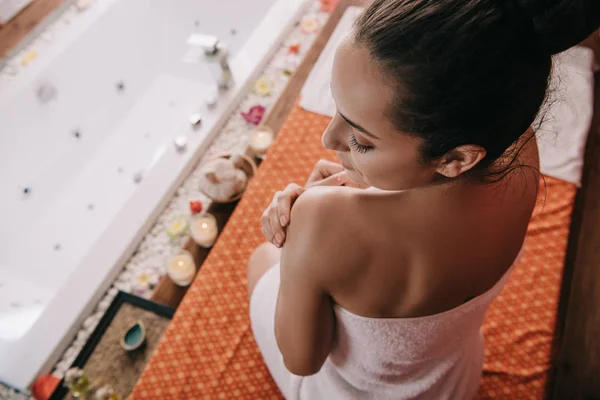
{"left": 115, "top": 282, "right": 131, "bottom": 292}
{"left": 82, "top": 316, "right": 95, "bottom": 330}
{"left": 74, "top": 335, "right": 86, "bottom": 346}
{"left": 157, "top": 234, "right": 170, "bottom": 244}
{"left": 108, "top": 287, "right": 118, "bottom": 297}
{"left": 55, "top": 361, "right": 69, "bottom": 373}
{"left": 84, "top": 322, "right": 97, "bottom": 333}
{"left": 98, "top": 299, "right": 111, "bottom": 311}
{"left": 74, "top": 330, "right": 87, "bottom": 341}
{"left": 118, "top": 271, "right": 133, "bottom": 282}
{"left": 64, "top": 347, "right": 77, "bottom": 359}
{"left": 53, "top": 370, "right": 66, "bottom": 380}
{"left": 137, "top": 252, "right": 150, "bottom": 262}
{"left": 76, "top": 331, "right": 88, "bottom": 342}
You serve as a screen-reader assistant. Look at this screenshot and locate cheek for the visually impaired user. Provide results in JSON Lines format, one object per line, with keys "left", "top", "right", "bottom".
{"left": 351, "top": 148, "right": 428, "bottom": 190}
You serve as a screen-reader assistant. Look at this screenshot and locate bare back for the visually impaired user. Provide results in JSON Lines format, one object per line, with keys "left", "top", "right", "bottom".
{"left": 322, "top": 137, "right": 540, "bottom": 319}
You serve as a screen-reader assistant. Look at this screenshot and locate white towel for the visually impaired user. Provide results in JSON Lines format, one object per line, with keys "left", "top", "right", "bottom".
{"left": 299, "top": 6, "right": 363, "bottom": 118}
{"left": 536, "top": 46, "right": 595, "bottom": 187}
{"left": 250, "top": 258, "right": 519, "bottom": 399}
{"left": 300, "top": 8, "right": 595, "bottom": 187}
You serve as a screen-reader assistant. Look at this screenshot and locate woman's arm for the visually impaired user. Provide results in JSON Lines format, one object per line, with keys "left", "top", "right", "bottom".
{"left": 260, "top": 160, "right": 348, "bottom": 248}
{"left": 274, "top": 187, "right": 349, "bottom": 376}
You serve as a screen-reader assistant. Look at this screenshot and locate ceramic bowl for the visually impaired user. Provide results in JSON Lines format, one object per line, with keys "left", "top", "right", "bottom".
{"left": 121, "top": 320, "right": 146, "bottom": 351}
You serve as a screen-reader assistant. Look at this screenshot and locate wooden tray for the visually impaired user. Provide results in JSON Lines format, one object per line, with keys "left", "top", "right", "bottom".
{"left": 49, "top": 292, "right": 174, "bottom": 400}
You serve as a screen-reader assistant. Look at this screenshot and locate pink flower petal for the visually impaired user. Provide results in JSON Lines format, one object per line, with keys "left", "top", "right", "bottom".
{"left": 241, "top": 105, "right": 266, "bottom": 125}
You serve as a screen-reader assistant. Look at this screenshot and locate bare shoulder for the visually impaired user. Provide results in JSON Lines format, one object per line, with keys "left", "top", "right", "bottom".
{"left": 281, "top": 186, "right": 363, "bottom": 284}
{"left": 292, "top": 186, "right": 355, "bottom": 221}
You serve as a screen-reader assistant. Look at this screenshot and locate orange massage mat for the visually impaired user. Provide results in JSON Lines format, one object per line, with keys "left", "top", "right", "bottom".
{"left": 131, "top": 104, "right": 576, "bottom": 399}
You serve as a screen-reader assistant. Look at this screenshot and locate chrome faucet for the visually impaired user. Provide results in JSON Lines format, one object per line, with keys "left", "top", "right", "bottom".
{"left": 186, "top": 34, "right": 234, "bottom": 91}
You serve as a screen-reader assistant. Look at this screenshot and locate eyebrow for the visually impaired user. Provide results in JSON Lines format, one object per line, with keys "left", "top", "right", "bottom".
{"left": 338, "top": 112, "right": 380, "bottom": 140}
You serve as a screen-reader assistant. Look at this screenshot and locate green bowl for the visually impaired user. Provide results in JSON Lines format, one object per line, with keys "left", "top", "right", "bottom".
{"left": 121, "top": 321, "right": 146, "bottom": 351}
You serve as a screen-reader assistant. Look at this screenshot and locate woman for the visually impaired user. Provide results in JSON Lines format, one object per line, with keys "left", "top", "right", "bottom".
{"left": 248, "top": 0, "right": 600, "bottom": 398}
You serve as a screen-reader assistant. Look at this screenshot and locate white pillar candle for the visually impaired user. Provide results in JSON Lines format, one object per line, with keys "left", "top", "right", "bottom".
{"left": 191, "top": 213, "right": 218, "bottom": 248}
{"left": 167, "top": 250, "right": 196, "bottom": 287}
{"left": 249, "top": 127, "right": 274, "bottom": 157}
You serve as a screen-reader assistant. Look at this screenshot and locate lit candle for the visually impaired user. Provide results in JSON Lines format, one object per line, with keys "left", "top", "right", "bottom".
{"left": 167, "top": 250, "right": 196, "bottom": 287}
{"left": 249, "top": 127, "right": 274, "bottom": 158}
{"left": 191, "top": 213, "right": 218, "bottom": 248}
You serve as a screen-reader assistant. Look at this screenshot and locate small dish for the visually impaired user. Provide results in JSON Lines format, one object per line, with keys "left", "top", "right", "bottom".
{"left": 121, "top": 321, "right": 146, "bottom": 352}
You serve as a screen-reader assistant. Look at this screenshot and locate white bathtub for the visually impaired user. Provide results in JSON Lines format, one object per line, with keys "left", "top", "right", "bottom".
{"left": 0, "top": 0, "right": 306, "bottom": 390}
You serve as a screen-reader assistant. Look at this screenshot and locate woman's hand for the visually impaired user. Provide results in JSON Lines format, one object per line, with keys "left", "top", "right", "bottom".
{"left": 261, "top": 160, "right": 348, "bottom": 247}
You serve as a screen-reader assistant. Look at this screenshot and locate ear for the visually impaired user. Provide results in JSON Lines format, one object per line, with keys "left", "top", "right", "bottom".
{"left": 436, "top": 145, "right": 486, "bottom": 178}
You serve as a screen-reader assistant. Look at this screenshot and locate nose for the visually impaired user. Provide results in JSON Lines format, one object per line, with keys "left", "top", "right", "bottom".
{"left": 322, "top": 114, "right": 349, "bottom": 152}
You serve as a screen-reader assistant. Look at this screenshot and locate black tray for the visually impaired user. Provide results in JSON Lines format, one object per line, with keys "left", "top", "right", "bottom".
{"left": 50, "top": 291, "right": 174, "bottom": 399}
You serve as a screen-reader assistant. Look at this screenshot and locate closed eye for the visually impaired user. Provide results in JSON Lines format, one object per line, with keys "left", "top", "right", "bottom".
{"left": 349, "top": 132, "right": 374, "bottom": 153}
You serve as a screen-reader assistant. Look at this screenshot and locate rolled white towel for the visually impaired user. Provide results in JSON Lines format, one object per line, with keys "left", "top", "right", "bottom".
{"left": 536, "top": 46, "right": 595, "bottom": 186}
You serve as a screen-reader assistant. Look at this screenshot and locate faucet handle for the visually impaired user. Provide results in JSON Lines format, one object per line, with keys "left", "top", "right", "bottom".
{"left": 187, "top": 34, "right": 219, "bottom": 55}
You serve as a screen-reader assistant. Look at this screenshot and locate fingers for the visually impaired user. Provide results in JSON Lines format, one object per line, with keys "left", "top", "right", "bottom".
{"left": 261, "top": 209, "right": 275, "bottom": 244}
{"left": 261, "top": 184, "right": 304, "bottom": 248}
{"left": 279, "top": 184, "right": 304, "bottom": 226}
{"left": 307, "top": 159, "right": 346, "bottom": 183}
{"left": 307, "top": 170, "right": 349, "bottom": 188}
{"left": 269, "top": 204, "right": 284, "bottom": 247}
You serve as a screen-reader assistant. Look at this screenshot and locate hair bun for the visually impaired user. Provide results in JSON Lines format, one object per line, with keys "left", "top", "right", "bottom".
{"left": 515, "top": 0, "right": 600, "bottom": 55}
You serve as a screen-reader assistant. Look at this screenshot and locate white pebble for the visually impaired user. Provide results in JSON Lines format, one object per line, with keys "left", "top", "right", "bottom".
{"left": 115, "top": 282, "right": 131, "bottom": 292}
{"left": 64, "top": 347, "right": 77, "bottom": 360}
{"left": 76, "top": 330, "right": 88, "bottom": 342}
{"left": 98, "top": 299, "right": 111, "bottom": 311}
{"left": 74, "top": 335, "right": 85, "bottom": 346}
{"left": 126, "top": 262, "right": 138, "bottom": 271}
{"left": 55, "top": 361, "right": 68, "bottom": 373}
{"left": 82, "top": 316, "right": 95, "bottom": 330}
{"left": 157, "top": 235, "right": 170, "bottom": 245}
{"left": 108, "top": 287, "right": 118, "bottom": 297}
{"left": 139, "top": 243, "right": 150, "bottom": 253}
{"left": 74, "top": 342, "right": 85, "bottom": 353}
{"left": 65, "top": 354, "right": 77, "bottom": 366}
{"left": 118, "top": 271, "right": 133, "bottom": 282}
{"left": 51, "top": 368, "right": 64, "bottom": 378}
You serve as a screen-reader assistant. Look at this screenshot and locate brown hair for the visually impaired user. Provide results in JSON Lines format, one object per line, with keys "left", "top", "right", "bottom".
{"left": 354, "top": 0, "right": 600, "bottom": 176}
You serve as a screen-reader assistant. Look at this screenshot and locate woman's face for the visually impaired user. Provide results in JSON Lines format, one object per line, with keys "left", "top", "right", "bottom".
{"left": 323, "top": 36, "right": 439, "bottom": 190}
